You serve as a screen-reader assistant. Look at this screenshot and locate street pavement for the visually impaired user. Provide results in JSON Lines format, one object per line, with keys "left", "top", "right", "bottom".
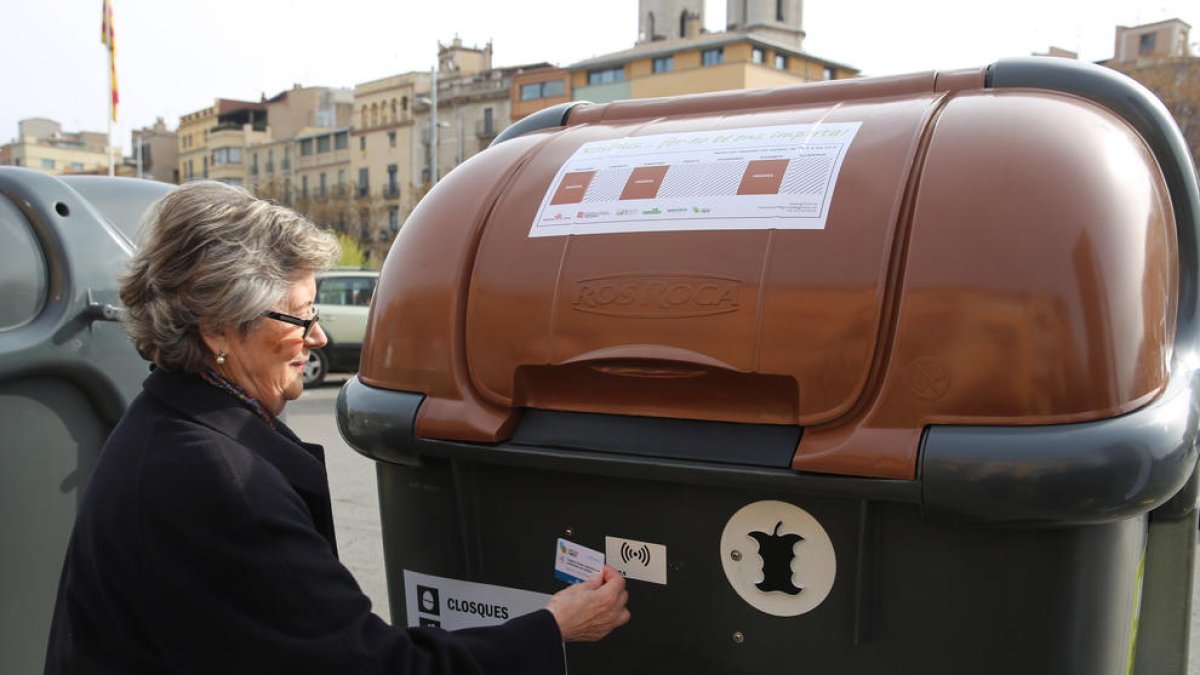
{"left": 290, "top": 377, "right": 1200, "bottom": 671}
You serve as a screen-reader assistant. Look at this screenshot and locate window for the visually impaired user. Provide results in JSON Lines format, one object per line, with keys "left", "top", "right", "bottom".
{"left": 68, "top": 162, "right": 84, "bottom": 172}
{"left": 1139, "top": 32, "right": 1157, "bottom": 55}
{"left": 319, "top": 173, "right": 327, "bottom": 198}
{"left": 359, "top": 136, "right": 366, "bottom": 151}
{"left": 360, "top": 106, "right": 367, "bottom": 128}
{"left": 520, "top": 79, "right": 566, "bottom": 100}
{"left": 337, "top": 169, "right": 346, "bottom": 187}
{"left": 483, "top": 107, "right": 494, "bottom": 136}
{"left": 301, "top": 176, "right": 308, "bottom": 199}
{"left": 653, "top": 56, "right": 674, "bottom": 73}
{"left": 300, "top": 139, "right": 313, "bottom": 156}
{"left": 357, "top": 168, "right": 369, "bottom": 197}
{"left": 317, "top": 135, "right": 331, "bottom": 153}
{"left": 587, "top": 67, "right": 625, "bottom": 85}
{"left": 388, "top": 130, "right": 397, "bottom": 147}
{"left": 371, "top": 103, "right": 379, "bottom": 127}
{"left": 0, "top": 195, "right": 47, "bottom": 329}
{"left": 774, "top": 54, "right": 788, "bottom": 70}
{"left": 701, "top": 48, "right": 724, "bottom": 66}
{"left": 388, "top": 206, "right": 399, "bottom": 232}
{"left": 40, "top": 158, "right": 55, "bottom": 169}
{"left": 402, "top": 96, "right": 409, "bottom": 112}
{"left": 751, "top": 47, "right": 765, "bottom": 64}
{"left": 281, "top": 146, "right": 291, "bottom": 171}
{"left": 318, "top": 276, "right": 376, "bottom": 307}
{"left": 335, "top": 132, "right": 348, "bottom": 150}
{"left": 211, "top": 147, "right": 241, "bottom": 166}
{"left": 386, "top": 164, "right": 398, "bottom": 197}
{"left": 823, "top": 66, "right": 835, "bottom": 80}
{"left": 776, "top": 0, "right": 785, "bottom": 21}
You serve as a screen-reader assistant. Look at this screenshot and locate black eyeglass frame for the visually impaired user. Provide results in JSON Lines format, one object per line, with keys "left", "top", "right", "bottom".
{"left": 262, "top": 309, "right": 320, "bottom": 338}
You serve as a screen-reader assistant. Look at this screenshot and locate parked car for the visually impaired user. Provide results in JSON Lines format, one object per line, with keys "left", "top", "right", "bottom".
{"left": 304, "top": 268, "right": 379, "bottom": 386}
{"left": 0, "top": 167, "right": 174, "bottom": 674}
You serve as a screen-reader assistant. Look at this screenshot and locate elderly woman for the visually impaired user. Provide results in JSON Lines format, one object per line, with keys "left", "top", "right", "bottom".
{"left": 45, "top": 181, "right": 629, "bottom": 674}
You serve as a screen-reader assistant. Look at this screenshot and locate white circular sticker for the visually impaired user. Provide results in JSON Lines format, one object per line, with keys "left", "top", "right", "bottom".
{"left": 719, "top": 500, "right": 836, "bottom": 616}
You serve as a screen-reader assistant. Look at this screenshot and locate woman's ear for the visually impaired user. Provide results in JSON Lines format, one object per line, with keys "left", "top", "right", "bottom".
{"left": 199, "top": 324, "right": 228, "bottom": 357}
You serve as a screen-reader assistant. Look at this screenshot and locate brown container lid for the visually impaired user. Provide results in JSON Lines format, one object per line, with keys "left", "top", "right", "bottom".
{"left": 360, "top": 67, "right": 1176, "bottom": 480}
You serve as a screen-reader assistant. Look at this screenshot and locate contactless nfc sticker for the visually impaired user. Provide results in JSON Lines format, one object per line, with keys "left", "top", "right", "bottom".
{"left": 554, "top": 538, "right": 604, "bottom": 584}
{"left": 605, "top": 536, "right": 667, "bottom": 585}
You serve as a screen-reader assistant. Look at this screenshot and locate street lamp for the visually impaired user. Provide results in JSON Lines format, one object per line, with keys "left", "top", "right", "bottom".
{"left": 418, "top": 70, "right": 450, "bottom": 187}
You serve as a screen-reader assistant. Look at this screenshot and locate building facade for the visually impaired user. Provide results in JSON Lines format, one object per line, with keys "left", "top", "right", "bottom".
{"left": 1104, "top": 19, "right": 1198, "bottom": 171}
{"left": 177, "top": 99, "right": 266, "bottom": 184}
{"left": 1112, "top": 19, "right": 1192, "bottom": 64}
{"left": 569, "top": 31, "right": 855, "bottom": 105}
{"left": 352, "top": 70, "right": 426, "bottom": 261}
{"left": 131, "top": 118, "right": 178, "bottom": 183}
{"left": 638, "top": 0, "right": 704, "bottom": 43}
{"left": 1, "top": 118, "right": 115, "bottom": 175}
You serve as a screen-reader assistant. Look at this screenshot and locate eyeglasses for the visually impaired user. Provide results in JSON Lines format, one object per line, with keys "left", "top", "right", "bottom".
{"left": 262, "top": 308, "right": 320, "bottom": 338}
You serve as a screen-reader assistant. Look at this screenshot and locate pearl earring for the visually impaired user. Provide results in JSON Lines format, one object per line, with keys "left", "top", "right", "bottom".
{"left": 216, "top": 352, "right": 227, "bottom": 365}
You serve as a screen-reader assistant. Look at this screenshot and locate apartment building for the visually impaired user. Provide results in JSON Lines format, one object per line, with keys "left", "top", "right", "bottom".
{"left": 511, "top": 67, "right": 572, "bottom": 122}
{"left": 352, "top": 69, "right": 426, "bottom": 259}
{"left": 177, "top": 99, "right": 265, "bottom": 183}
{"left": 414, "top": 38, "right": 526, "bottom": 185}
{"left": 179, "top": 86, "right": 351, "bottom": 186}
{"left": 1, "top": 118, "right": 115, "bottom": 175}
{"left": 131, "top": 118, "right": 178, "bottom": 183}
{"left": 1103, "top": 19, "right": 1197, "bottom": 170}
{"left": 1112, "top": 18, "right": 1192, "bottom": 64}
{"left": 571, "top": 0, "right": 854, "bottom": 104}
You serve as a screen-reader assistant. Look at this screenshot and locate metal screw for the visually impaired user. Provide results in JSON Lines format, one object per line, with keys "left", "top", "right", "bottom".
{"left": 732, "top": 631, "right": 745, "bottom": 644}
{"left": 564, "top": 528, "right": 574, "bottom": 539}
{"left": 730, "top": 550, "right": 742, "bottom": 561}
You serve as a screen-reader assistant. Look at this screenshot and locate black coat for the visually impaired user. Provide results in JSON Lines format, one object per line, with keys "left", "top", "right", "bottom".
{"left": 45, "top": 368, "right": 564, "bottom": 675}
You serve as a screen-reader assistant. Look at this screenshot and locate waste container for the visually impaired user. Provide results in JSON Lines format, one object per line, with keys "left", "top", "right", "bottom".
{"left": 338, "top": 57, "right": 1200, "bottom": 675}
{"left": 0, "top": 169, "right": 173, "bottom": 674}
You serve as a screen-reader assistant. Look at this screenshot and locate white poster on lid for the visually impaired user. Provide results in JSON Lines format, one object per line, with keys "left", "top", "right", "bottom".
{"left": 529, "top": 122, "right": 862, "bottom": 238}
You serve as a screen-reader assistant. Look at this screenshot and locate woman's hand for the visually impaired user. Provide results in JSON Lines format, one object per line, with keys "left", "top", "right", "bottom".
{"left": 545, "top": 565, "right": 631, "bottom": 642}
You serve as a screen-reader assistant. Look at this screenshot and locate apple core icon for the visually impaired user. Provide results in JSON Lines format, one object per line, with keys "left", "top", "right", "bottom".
{"left": 719, "top": 500, "right": 837, "bottom": 616}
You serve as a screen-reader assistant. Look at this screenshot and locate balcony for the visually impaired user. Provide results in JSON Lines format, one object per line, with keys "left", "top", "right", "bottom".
{"left": 475, "top": 120, "right": 498, "bottom": 140}
{"left": 382, "top": 185, "right": 400, "bottom": 200}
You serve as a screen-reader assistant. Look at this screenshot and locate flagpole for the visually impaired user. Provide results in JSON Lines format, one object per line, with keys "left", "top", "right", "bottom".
{"left": 108, "top": 108, "right": 114, "bottom": 177}
{"left": 102, "top": 0, "right": 116, "bottom": 176}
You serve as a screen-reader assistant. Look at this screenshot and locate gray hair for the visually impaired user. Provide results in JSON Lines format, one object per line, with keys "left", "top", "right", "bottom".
{"left": 120, "top": 180, "right": 340, "bottom": 372}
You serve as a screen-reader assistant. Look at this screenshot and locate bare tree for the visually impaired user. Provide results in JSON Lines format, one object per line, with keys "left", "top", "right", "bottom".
{"left": 250, "top": 179, "right": 383, "bottom": 254}
{"left": 1113, "top": 56, "right": 1200, "bottom": 170}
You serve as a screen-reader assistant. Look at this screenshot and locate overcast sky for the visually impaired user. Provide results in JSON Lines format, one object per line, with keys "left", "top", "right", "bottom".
{"left": 2, "top": 0, "right": 1197, "bottom": 146}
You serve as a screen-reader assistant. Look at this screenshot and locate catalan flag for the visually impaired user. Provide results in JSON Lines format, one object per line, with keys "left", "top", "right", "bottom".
{"left": 101, "top": 0, "right": 118, "bottom": 122}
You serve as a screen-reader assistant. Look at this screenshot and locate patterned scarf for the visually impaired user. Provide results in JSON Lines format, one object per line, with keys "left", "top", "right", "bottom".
{"left": 199, "top": 369, "right": 277, "bottom": 429}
